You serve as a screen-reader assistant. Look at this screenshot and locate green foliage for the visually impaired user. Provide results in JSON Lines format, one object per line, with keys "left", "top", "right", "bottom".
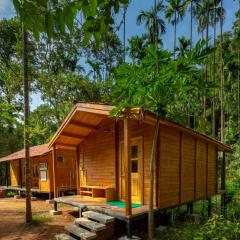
{"left": 13, "top": 0, "right": 128, "bottom": 44}
{"left": 195, "top": 215, "right": 240, "bottom": 240}
{"left": 111, "top": 40, "right": 214, "bottom": 121}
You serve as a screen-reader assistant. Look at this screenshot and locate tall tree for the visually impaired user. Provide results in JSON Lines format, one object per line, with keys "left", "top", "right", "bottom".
{"left": 137, "top": 0, "right": 166, "bottom": 44}
{"left": 220, "top": 0, "right": 225, "bottom": 143}
{"left": 22, "top": 23, "right": 32, "bottom": 223}
{"left": 165, "top": 0, "right": 186, "bottom": 57}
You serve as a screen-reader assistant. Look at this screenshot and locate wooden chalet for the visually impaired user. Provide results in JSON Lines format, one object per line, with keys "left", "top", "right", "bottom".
{"left": 48, "top": 102, "right": 232, "bottom": 230}
{"left": 0, "top": 144, "right": 77, "bottom": 197}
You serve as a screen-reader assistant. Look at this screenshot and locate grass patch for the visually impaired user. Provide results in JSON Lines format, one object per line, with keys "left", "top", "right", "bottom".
{"left": 27, "top": 214, "right": 50, "bottom": 226}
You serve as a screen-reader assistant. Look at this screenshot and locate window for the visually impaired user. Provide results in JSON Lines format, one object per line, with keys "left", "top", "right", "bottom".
{"left": 131, "top": 145, "right": 138, "bottom": 158}
{"left": 57, "top": 156, "right": 64, "bottom": 163}
{"left": 132, "top": 160, "right": 138, "bottom": 173}
{"left": 131, "top": 145, "right": 139, "bottom": 173}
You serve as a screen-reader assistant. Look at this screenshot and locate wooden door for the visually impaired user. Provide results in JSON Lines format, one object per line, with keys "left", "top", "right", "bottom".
{"left": 119, "top": 137, "right": 143, "bottom": 204}
{"left": 32, "top": 164, "right": 39, "bottom": 188}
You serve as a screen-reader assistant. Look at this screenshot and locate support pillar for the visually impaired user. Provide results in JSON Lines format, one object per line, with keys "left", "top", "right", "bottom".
{"left": 52, "top": 144, "right": 58, "bottom": 198}
{"left": 76, "top": 146, "right": 80, "bottom": 195}
{"left": 124, "top": 118, "right": 132, "bottom": 217}
{"left": 207, "top": 197, "right": 212, "bottom": 217}
{"left": 221, "top": 151, "right": 226, "bottom": 217}
{"left": 5, "top": 162, "right": 9, "bottom": 187}
{"left": 126, "top": 219, "right": 132, "bottom": 239}
{"left": 19, "top": 159, "right": 23, "bottom": 188}
{"left": 187, "top": 203, "right": 193, "bottom": 214}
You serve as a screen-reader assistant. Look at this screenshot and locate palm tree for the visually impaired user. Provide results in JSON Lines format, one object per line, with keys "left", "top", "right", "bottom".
{"left": 22, "top": 23, "right": 32, "bottom": 223}
{"left": 175, "top": 37, "right": 191, "bottom": 57}
{"left": 220, "top": 0, "right": 225, "bottom": 143}
{"left": 165, "top": 0, "right": 186, "bottom": 57}
{"left": 186, "top": 0, "right": 198, "bottom": 49}
{"left": 137, "top": 0, "right": 166, "bottom": 45}
{"left": 210, "top": 0, "right": 224, "bottom": 138}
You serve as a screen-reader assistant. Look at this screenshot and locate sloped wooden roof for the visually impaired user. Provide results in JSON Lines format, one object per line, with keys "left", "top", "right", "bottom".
{"left": 49, "top": 102, "right": 233, "bottom": 153}
{"left": 0, "top": 144, "right": 50, "bottom": 162}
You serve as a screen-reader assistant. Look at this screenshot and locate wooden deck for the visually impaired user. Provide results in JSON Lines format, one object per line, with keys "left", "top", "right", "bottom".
{"left": 54, "top": 195, "right": 150, "bottom": 221}
{"left": 0, "top": 186, "right": 51, "bottom": 194}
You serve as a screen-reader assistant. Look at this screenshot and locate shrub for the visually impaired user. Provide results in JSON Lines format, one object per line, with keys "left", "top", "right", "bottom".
{"left": 195, "top": 214, "right": 240, "bottom": 240}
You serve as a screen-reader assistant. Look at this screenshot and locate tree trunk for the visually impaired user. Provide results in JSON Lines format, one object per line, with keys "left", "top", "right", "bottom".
{"left": 204, "top": 6, "right": 210, "bottom": 121}
{"left": 238, "top": 0, "right": 240, "bottom": 138}
{"left": 23, "top": 23, "right": 32, "bottom": 223}
{"left": 174, "top": 12, "right": 177, "bottom": 59}
{"left": 212, "top": 1, "right": 217, "bottom": 138}
{"left": 148, "top": 119, "right": 160, "bottom": 240}
{"left": 123, "top": 3, "right": 126, "bottom": 63}
{"left": 220, "top": 0, "right": 225, "bottom": 143}
{"left": 190, "top": 1, "right": 193, "bottom": 49}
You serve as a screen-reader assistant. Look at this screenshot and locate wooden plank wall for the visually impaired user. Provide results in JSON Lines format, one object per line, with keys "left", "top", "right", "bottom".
{"left": 158, "top": 126, "right": 180, "bottom": 208}
{"left": 157, "top": 125, "right": 218, "bottom": 208}
{"left": 10, "top": 160, "right": 19, "bottom": 186}
{"left": 196, "top": 140, "right": 207, "bottom": 199}
{"left": 55, "top": 148, "right": 77, "bottom": 189}
{"left": 81, "top": 119, "right": 116, "bottom": 187}
{"left": 207, "top": 145, "right": 217, "bottom": 196}
{"left": 181, "top": 133, "right": 195, "bottom": 203}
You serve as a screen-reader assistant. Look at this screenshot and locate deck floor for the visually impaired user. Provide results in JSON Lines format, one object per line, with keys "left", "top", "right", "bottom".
{"left": 54, "top": 195, "right": 150, "bottom": 220}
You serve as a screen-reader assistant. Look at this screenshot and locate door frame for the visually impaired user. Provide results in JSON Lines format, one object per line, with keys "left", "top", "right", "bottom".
{"left": 118, "top": 136, "right": 144, "bottom": 204}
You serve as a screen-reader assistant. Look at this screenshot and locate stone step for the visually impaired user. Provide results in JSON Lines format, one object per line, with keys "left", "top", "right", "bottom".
{"left": 82, "top": 211, "right": 115, "bottom": 224}
{"left": 55, "top": 233, "right": 77, "bottom": 240}
{"left": 75, "top": 217, "right": 106, "bottom": 232}
{"left": 65, "top": 225, "right": 97, "bottom": 240}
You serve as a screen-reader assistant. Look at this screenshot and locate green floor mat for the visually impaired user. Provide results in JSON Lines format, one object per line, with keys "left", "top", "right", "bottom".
{"left": 105, "top": 201, "right": 143, "bottom": 208}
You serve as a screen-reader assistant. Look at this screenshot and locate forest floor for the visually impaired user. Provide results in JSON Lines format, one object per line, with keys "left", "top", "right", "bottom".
{"left": 0, "top": 197, "right": 76, "bottom": 240}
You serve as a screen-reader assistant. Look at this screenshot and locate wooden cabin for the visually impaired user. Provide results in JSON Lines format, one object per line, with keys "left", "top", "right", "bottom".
{"left": 0, "top": 144, "right": 77, "bottom": 196}
{"left": 48, "top": 103, "right": 232, "bottom": 218}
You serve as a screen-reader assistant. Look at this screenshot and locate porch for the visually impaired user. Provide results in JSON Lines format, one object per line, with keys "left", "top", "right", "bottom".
{"left": 53, "top": 195, "right": 150, "bottom": 221}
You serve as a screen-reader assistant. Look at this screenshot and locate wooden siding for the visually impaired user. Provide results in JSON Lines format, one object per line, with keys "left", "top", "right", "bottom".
{"left": 55, "top": 149, "right": 77, "bottom": 190}
{"left": 196, "top": 140, "right": 207, "bottom": 199}
{"left": 9, "top": 149, "right": 76, "bottom": 193}
{"left": 158, "top": 126, "right": 180, "bottom": 208}
{"left": 81, "top": 120, "right": 116, "bottom": 188}
{"left": 10, "top": 160, "right": 19, "bottom": 186}
{"left": 207, "top": 145, "right": 217, "bottom": 196}
{"left": 181, "top": 133, "right": 195, "bottom": 203}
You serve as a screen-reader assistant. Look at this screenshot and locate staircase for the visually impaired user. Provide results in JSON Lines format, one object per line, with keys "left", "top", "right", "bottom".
{"left": 55, "top": 211, "right": 115, "bottom": 240}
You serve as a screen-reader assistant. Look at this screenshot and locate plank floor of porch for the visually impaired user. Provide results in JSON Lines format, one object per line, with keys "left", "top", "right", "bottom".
{"left": 54, "top": 195, "right": 150, "bottom": 220}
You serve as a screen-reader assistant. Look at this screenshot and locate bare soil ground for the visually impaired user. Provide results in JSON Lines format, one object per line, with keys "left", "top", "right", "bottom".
{"left": 0, "top": 197, "right": 76, "bottom": 240}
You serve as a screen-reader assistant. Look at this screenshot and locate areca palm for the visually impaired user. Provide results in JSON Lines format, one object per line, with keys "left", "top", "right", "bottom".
{"left": 165, "top": 0, "right": 186, "bottom": 56}
{"left": 186, "top": 0, "right": 198, "bottom": 49}
{"left": 175, "top": 37, "right": 191, "bottom": 57}
{"left": 136, "top": 0, "right": 166, "bottom": 44}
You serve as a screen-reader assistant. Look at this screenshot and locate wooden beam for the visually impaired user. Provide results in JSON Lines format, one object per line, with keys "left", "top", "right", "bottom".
{"left": 55, "top": 143, "right": 78, "bottom": 148}
{"left": 155, "top": 126, "right": 160, "bottom": 207}
{"left": 19, "top": 159, "right": 23, "bottom": 188}
{"left": 124, "top": 118, "right": 132, "bottom": 216}
{"left": 69, "top": 120, "right": 98, "bottom": 130}
{"left": 215, "top": 147, "right": 218, "bottom": 194}
{"left": 76, "top": 146, "right": 80, "bottom": 195}
{"left": 179, "top": 132, "right": 182, "bottom": 204}
{"left": 194, "top": 138, "right": 197, "bottom": 200}
{"left": 221, "top": 151, "right": 226, "bottom": 216}
{"left": 115, "top": 121, "right": 119, "bottom": 200}
{"left": 221, "top": 152, "right": 226, "bottom": 191}
{"left": 206, "top": 143, "right": 209, "bottom": 196}
{"left": 5, "top": 162, "right": 8, "bottom": 187}
{"left": 61, "top": 132, "right": 86, "bottom": 139}
{"left": 52, "top": 144, "right": 58, "bottom": 198}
